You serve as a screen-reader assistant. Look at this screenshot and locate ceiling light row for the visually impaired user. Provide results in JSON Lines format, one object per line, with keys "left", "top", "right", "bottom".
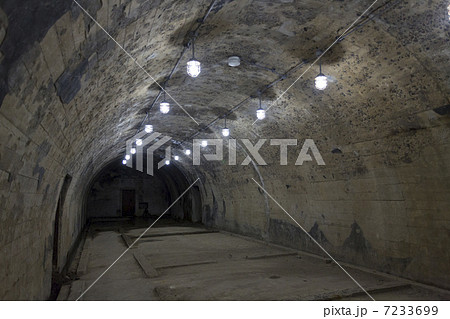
{"left": 129, "top": 52, "right": 329, "bottom": 164}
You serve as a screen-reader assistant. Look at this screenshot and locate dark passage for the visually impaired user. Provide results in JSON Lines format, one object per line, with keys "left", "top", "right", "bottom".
{"left": 122, "top": 190, "right": 136, "bottom": 217}
{"left": 86, "top": 158, "right": 202, "bottom": 223}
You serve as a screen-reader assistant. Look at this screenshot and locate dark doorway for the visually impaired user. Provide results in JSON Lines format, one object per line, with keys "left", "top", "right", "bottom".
{"left": 191, "top": 185, "right": 202, "bottom": 222}
{"left": 50, "top": 174, "right": 72, "bottom": 300}
{"left": 122, "top": 190, "right": 136, "bottom": 216}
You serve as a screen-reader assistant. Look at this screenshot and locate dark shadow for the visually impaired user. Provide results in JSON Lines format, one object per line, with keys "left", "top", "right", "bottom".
{"left": 85, "top": 157, "right": 201, "bottom": 224}
{"left": 50, "top": 174, "right": 72, "bottom": 300}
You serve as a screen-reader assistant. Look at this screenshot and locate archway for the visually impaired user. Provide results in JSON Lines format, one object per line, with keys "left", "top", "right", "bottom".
{"left": 85, "top": 157, "right": 202, "bottom": 223}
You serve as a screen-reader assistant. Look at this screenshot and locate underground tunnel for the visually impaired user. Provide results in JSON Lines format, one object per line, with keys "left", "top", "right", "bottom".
{"left": 85, "top": 157, "right": 202, "bottom": 223}
{"left": 0, "top": 0, "right": 449, "bottom": 302}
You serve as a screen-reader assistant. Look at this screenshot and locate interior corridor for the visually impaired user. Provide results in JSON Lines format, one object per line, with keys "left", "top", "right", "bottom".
{"left": 1, "top": 0, "right": 449, "bottom": 301}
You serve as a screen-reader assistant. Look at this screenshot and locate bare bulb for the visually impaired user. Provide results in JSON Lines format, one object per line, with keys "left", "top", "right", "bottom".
{"left": 187, "top": 59, "right": 201, "bottom": 77}
{"left": 256, "top": 108, "right": 265, "bottom": 120}
{"left": 160, "top": 101, "right": 170, "bottom": 114}
{"left": 315, "top": 74, "right": 327, "bottom": 90}
{"left": 222, "top": 127, "right": 230, "bottom": 137}
{"left": 145, "top": 124, "right": 153, "bottom": 133}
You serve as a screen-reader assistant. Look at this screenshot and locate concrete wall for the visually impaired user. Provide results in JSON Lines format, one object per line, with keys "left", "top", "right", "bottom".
{"left": 194, "top": 114, "right": 450, "bottom": 289}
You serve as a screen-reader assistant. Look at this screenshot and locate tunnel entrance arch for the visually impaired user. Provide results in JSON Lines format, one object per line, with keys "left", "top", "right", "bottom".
{"left": 84, "top": 157, "right": 202, "bottom": 223}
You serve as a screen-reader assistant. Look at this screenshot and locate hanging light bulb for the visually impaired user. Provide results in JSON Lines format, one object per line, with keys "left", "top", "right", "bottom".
{"left": 160, "top": 87, "right": 170, "bottom": 114}
{"left": 315, "top": 62, "right": 327, "bottom": 90}
{"left": 187, "top": 60, "right": 201, "bottom": 77}
{"left": 222, "top": 127, "right": 230, "bottom": 137}
{"left": 187, "top": 38, "right": 201, "bottom": 77}
{"left": 160, "top": 101, "right": 170, "bottom": 114}
{"left": 201, "top": 140, "right": 208, "bottom": 147}
{"left": 256, "top": 92, "right": 265, "bottom": 120}
{"left": 256, "top": 108, "right": 265, "bottom": 120}
{"left": 222, "top": 117, "right": 229, "bottom": 137}
{"left": 125, "top": 154, "right": 131, "bottom": 160}
{"left": 315, "top": 74, "right": 327, "bottom": 90}
{"left": 174, "top": 155, "right": 179, "bottom": 161}
{"left": 130, "top": 148, "right": 136, "bottom": 154}
{"left": 165, "top": 160, "right": 170, "bottom": 165}
{"left": 145, "top": 124, "right": 153, "bottom": 133}
{"left": 185, "top": 149, "right": 191, "bottom": 155}
{"left": 136, "top": 138, "right": 143, "bottom": 146}
{"left": 122, "top": 159, "right": 127, "bottom": 165}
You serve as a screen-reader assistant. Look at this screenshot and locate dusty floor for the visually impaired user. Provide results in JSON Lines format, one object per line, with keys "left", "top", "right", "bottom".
{"left": 58, "top": 218, "right": 450, "bottom": 301}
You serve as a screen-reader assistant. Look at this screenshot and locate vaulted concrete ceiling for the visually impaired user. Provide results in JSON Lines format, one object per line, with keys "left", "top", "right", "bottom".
{"left": 1, "top": 0, "right": 448, "bottom": 174}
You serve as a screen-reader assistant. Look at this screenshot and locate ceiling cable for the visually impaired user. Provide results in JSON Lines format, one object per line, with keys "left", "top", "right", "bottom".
{"left": 138, "top": 0, "right": 400, "bottom": 152}
{"left": 179, "top": 0, "right": 401, "bottom": 146}
{"left": 135, "top": 0, "right": 218, "bottom": 134}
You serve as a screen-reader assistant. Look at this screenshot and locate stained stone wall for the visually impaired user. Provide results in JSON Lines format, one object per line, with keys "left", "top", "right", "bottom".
{"left": 0, "top": 0, "right": 449, "bottom": 299}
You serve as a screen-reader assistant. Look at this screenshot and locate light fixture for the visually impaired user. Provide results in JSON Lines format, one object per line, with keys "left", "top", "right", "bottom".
{"left": 160, "top": 101, "right": 170, "bottom": 114}
{"left": 222, "top": 117, "right": 230, "bottom": 137}
{"left": 122, "top": 159, "right": 127, "bottom": 165}
{"left": 222, "top": 127, "right": 230, "bottom": 137}
{"left": 160, "top": 87, "right": 170, "bottom": 114}
{"left": 136, "top": 138, "right": 143, "bottom": 146}
{"left": 145, "top": 124, "right": 153, "bottom": 133}
{"left": 185, "top": 149, "right": 191, "bottom": 155}
{"left": 174, "top": 155, "right": 179, "bottom": 161}
{"left": 130, "top": 147, "right": 136, "bottom": 154}
{"left": 201, "top": 140, "right": 208, "bottom": 147}
{"left": 165, "top": 160, "right": 170, "bottom": 165}
{"left": 256, "top": 108, "right": 265, "bottom": 120}
{"left": 256, "top": 92, "right": 265, "bottom": 120}
{"left": 187, "top": 38, "right": 201, "bottom": 77}
{"left": 125, "top": 154, "right": 131, "bottom": 160}
{"left": 315, "top": 60, "right": 327, "bottom": 90}
{"left": 228, "top": 56, "right": 240, "bottom": 67}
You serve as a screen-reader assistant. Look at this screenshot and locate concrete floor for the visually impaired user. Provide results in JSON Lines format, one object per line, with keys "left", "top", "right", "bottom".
{"left": 58, "top": 218, "right": 450, "bottom": 301}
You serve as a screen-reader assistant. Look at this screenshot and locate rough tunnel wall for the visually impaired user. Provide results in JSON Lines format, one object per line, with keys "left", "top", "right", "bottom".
{"left": 0, "top": 0, "right": 120, "bottom": 299}
{"left": 195, "top": 104, "right": 450, "bottom": 290}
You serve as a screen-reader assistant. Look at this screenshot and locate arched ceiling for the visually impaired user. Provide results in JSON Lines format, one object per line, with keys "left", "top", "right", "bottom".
{"left": 0, "top": 0, "right": 449, "bottom": 177}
